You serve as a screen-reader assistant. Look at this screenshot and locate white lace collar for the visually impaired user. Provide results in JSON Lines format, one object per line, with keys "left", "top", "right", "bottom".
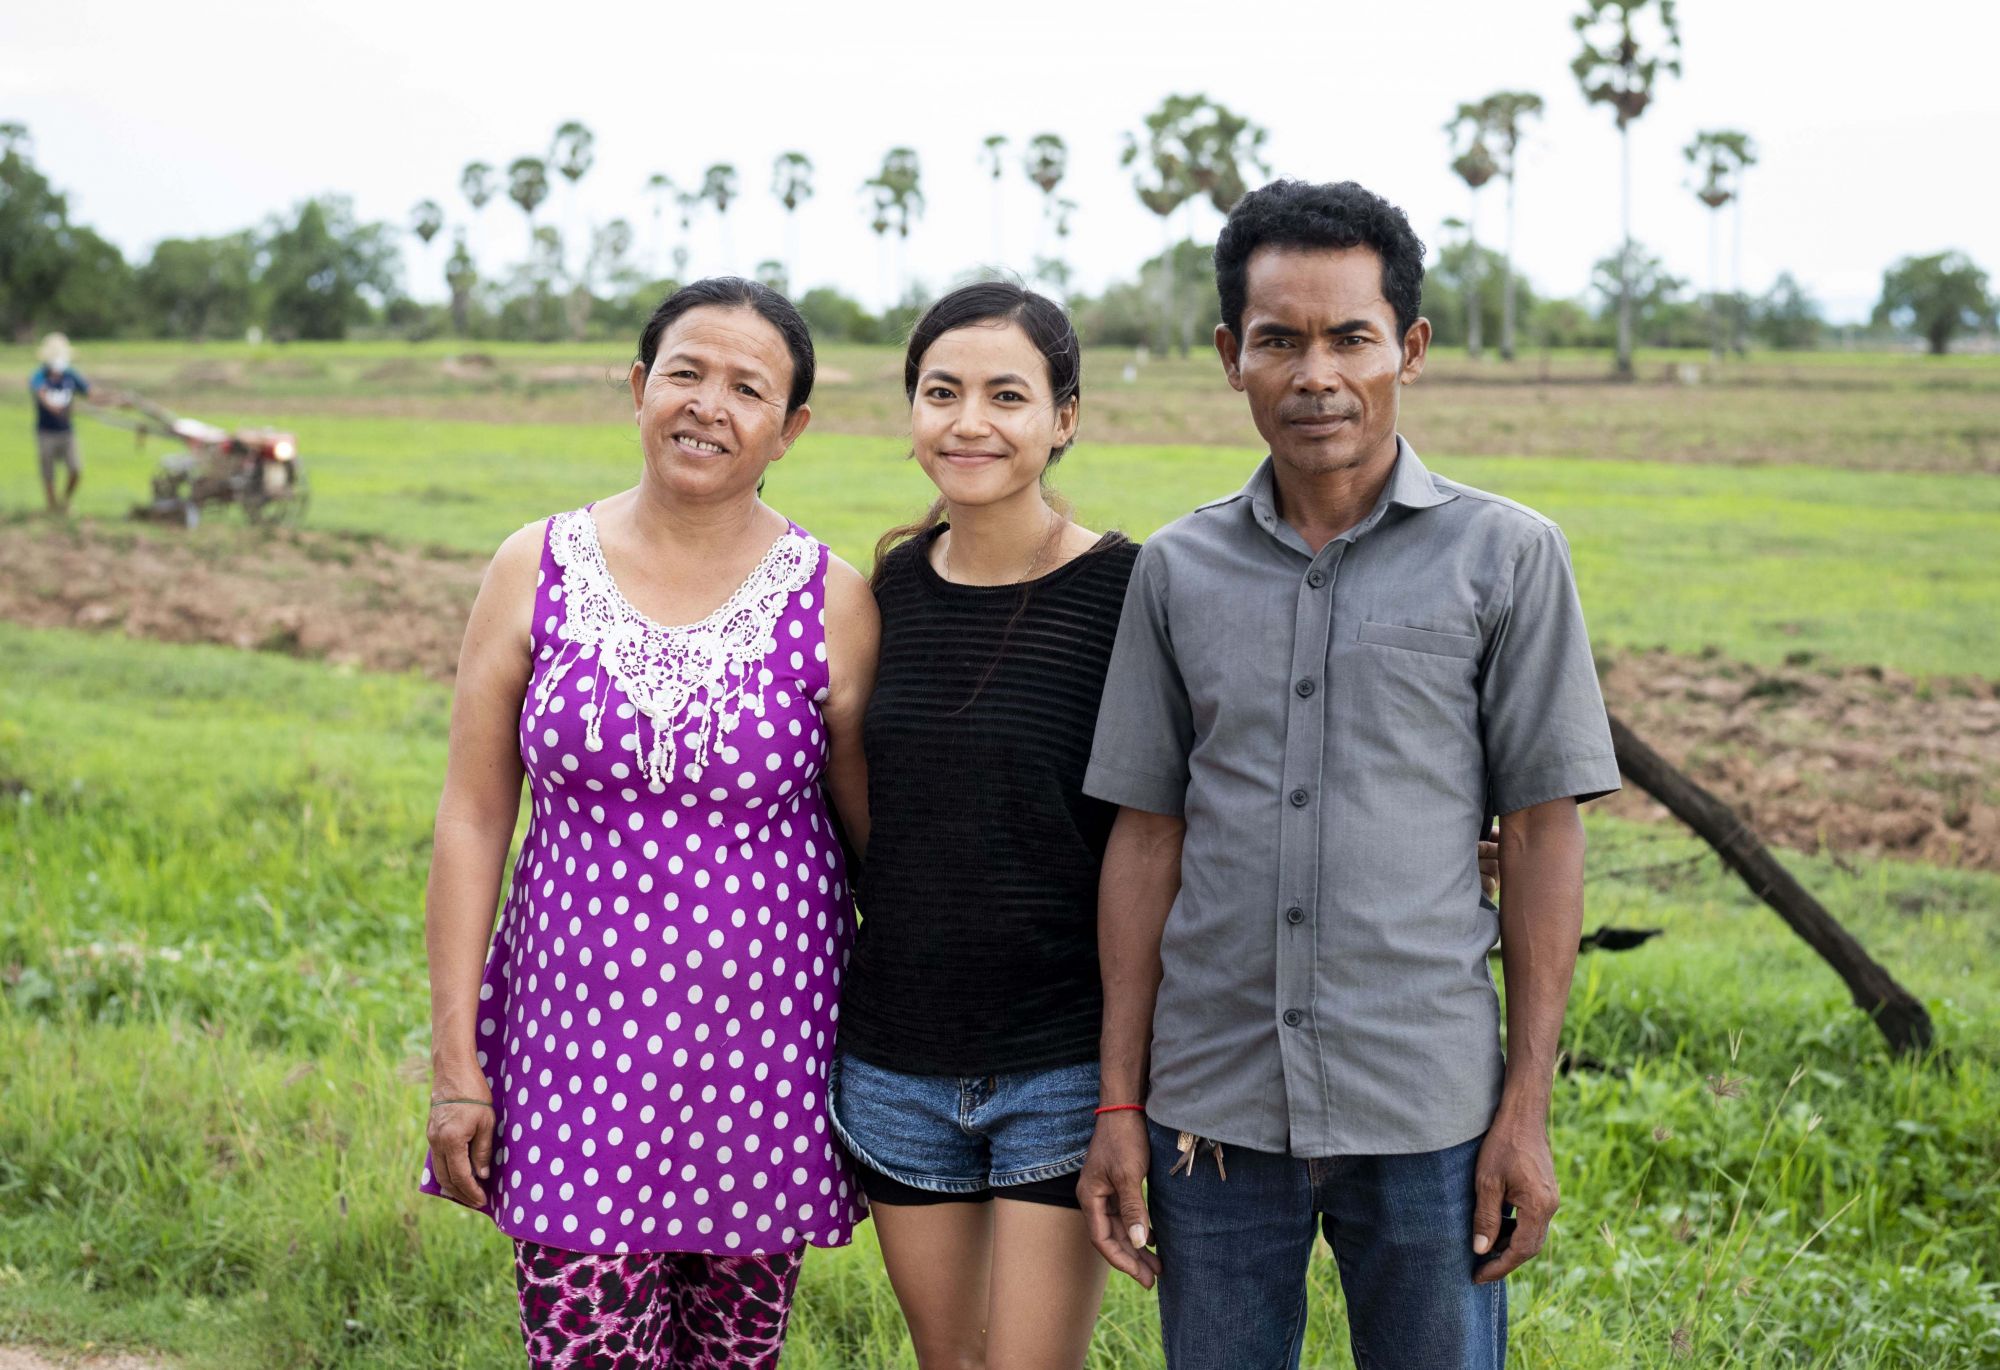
{"left": 530, "top": 507, "right": 820, "bottom": 787}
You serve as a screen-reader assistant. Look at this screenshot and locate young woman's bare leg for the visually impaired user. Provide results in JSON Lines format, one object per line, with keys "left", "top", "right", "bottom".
{"left": 872, "top": 1199, "right": 997, "bottom": 1370}
{"left": 985, "top": 1199, "right": 1109, "bottom": 1370}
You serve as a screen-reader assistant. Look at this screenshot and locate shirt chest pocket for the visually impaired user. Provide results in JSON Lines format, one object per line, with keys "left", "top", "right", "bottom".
{"left": 1338, "top": 620, "right": 1483, "bottom": 740}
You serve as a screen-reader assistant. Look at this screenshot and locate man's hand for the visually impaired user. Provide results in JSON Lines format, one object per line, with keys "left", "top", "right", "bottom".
{"left": 1477, "top": 839, "right": 1500, "bottom": 899}
{"left": 1077, "top": 1112, "right": 1161, "bottom": 1288}
{"left": 1470, "top": 1105, "right": 1560, "bottom": 1284}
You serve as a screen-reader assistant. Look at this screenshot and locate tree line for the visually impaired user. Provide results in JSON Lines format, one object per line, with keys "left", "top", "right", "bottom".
{"left": 5, "top": 2, "right": 1996, "bottom": 361}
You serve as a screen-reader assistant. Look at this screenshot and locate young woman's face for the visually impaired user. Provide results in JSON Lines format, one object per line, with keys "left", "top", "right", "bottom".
{"left": 909, "top": 320, "right": 1077, "bottom": 511}
{"left": 627, "top": 305, "right": 810, "bottom": 503}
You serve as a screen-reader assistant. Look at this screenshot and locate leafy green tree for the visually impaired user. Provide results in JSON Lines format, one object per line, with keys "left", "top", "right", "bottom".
{"left": 1873, "top": 252, "right": 1995, "bottom": 355}
{"left": 798, "top": 286, "right": 881, "bottom": 344}
{"left": 507, "top": 156, "right": 551, "bottom": 261}
{"left": 1572, "top": 0, "right": 1682, "bottom": 377}
{"left": 1683, "top": 129, "right": 1756, "bottom": 358}
{"left": 1589, "top": 241, "right": 1688, "bottom": 347}
{"left": 1071, "top": 240, "right": 1219, "bottom": 348}
{"left": 771, "top": 152, "right": 813, "bottom": 287}
{"left": 1752, "top": 272, "right": 1823, "bottom": 351}
{"left": 1444, "top": 110, "right": 1499, "bottom": 358}
{"left": 409, "top": 199, "right": 444, "bottom": 246}
{"left": 459, "top": 160, "right": 495, "bottom": 270}
{"left": 137, "top": 233, "right": 256, "bottom": 339}
{"left": 0, "top": 133, "right": 134, "bottom": 340}
{"left": 755, "top": 260, "right": 789, "bottom": 296}
{"left": 1428, "top": 232, "right": 1523, "bottom": 351}
{"left": 47, "top": 226, "right": 133, "bottom": 339}
{"left": 260, "top": 197, "right": 399, "bottom": 341}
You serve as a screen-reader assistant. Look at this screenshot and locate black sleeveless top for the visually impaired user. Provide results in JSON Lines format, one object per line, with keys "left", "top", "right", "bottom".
{"left": 839, "top": 526, "right": 1142, "bottom": 1075}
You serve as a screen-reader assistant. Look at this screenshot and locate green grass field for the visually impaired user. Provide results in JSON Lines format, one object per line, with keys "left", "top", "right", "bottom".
{"left": 3, "top": 346, "right": 1998, "bottom": 1366}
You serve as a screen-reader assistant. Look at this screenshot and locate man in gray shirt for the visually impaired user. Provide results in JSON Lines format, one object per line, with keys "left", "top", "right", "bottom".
{"left": 1076, "top": 180, "right": 1619, "bottom": 1368}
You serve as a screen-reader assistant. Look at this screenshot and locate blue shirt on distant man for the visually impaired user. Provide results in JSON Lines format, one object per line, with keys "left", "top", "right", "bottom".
{"left": 30, "top": 332, "right": 89, "bottom": 513}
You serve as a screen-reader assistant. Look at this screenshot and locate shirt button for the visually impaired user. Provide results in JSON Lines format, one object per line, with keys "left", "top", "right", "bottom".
{"left": 1307, "top": 570, "right": 1327, "bottom": 588}
{"left": 1289, "top": 787, "right": 1309, "bottom": 808}
{"left": 1295, "top": 678, "right": 1316, "bottom": 698}
{"left": 1283, "top": 1009, "right": 1304, "bottom": 1027}
{"left": 1286, "top": 905, "right": 1305, "bottom": 925}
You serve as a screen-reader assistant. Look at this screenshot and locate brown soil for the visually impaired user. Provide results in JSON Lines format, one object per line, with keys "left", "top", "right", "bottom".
{"left": 4, "top": 520, "right": 1995, "bottom": 871}
{"left": 0, "top": 1350, "right": 169, "bottom": 1370}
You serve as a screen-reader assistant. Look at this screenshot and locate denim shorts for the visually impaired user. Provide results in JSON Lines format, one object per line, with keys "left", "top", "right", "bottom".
{"left": 829, "top": 1052, "right": 1098, "bottom": 1204}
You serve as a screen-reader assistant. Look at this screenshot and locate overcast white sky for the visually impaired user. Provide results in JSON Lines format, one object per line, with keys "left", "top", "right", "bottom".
{"left": 6, "top": 0, "right": 1996, "bottom": 322}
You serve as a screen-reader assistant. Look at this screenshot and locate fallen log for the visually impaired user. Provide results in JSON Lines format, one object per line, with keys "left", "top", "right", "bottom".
{"left": 1607, "top": 712, "right": 1934, "bottom": 1055}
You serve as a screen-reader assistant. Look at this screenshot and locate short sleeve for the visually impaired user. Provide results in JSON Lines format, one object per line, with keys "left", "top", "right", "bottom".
{"left": 73, "top": 371, "right": 89, "bottom": 395}
{"left": 1479, "top": 525, "right": 1620, "bottom": 814}
{"left": 1083, "top": 543, "right": 1194, "bottom": 816}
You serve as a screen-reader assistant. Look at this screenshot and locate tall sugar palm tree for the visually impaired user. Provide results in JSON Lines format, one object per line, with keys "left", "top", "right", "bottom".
{"left": 459, "top": 160, "right": 495, "bottom": 270}
{"left": 771, "top": 152, "right": 814, "bottom": 289}
{"left": 866, "top": 147, "right": 924, "bottom": 300}
{"left": 980, "top": 134, "right": 1009, "bottom": 262}
{"left": 701, "top": 163, "right": 739, "bottom": 273}
{"left": 508, "top": 156, "right": 551, "bottom": 262}
{"left": 409, "top": 199, "right": 444, "bottom": 304}
{"left": 645, "top": 173, "right": 678, "bottom": 279}
{"left": 1684, "top": 128, "right": 1756, "bottom": 359}
{"left": 1467, "top": 92, "right": 1544, "bottom": 360}
{"left": 1445, "top": 111, "right": 1499, "bottom": 359}
{"left": 1572, "top": 0, "right": 1682, "bottom": 378}
{"left": 1023, "top": 133, "right": 1068, "bottom": 263}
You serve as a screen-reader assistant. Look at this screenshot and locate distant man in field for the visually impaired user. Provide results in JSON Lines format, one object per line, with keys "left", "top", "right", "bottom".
{"left": 1077, "top": 179, "right": 1620, "bottom": 1367}
{"left": 30, "top": 333, "right": 90, "bottom": 514}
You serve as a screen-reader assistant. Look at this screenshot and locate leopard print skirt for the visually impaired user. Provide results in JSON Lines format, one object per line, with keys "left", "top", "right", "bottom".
{"left": 513, "top": 1239, "right": 803, "bottom": 1369}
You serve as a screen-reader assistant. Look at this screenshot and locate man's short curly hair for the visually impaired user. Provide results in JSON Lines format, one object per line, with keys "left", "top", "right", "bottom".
{"left": 1214, "top": 180, "right": 1426, "bottom": 342}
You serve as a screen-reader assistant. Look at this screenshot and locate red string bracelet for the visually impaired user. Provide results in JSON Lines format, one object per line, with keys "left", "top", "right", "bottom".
{"left": 1094, "top": 1103, "right": 1145, "bottom": 1115}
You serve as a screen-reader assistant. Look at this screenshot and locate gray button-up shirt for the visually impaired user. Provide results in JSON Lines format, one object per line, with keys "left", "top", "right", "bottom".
{"left": 1084, "top": 440, "right": 1619, "bottom": 1157}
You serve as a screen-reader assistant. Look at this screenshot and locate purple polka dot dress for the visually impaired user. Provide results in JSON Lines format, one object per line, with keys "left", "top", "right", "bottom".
{"left": 420, "top": 506, "right": 863, "bottom": 1256}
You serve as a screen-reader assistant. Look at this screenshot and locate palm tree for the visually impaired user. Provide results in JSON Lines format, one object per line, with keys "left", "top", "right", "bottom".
{"left": 1444, "top": 112, "right": 1498, "bottom": 359}
{"left": 549, "top": 122, "right": 595, "bottom": 329}
{"left": 1023, "top": 134, "right": 1068, "bottom": 262}
{"left": 864, "top": 181, "right": 895, "bottom": 304}
{"left": 409, "top": 199, "right": 444, "bottom": 247}
{"left": 701, "top": 163, "right": 739, "bottom": 272}
{"left": 1572, "top": 0, "right": 1682, "bottom": 378}
{"left": 1683, "top": 129, "right": 1759, "bottom": 355}
{"left": 674, "top": 190, "right": 696, "bottom": 282}
{"left": 771, "top": 152, "right": 814, "bottom": 289}
{"left": 865, "top": 148, "right": 924, "bottom": 300}
{"left": 1122, "top": 101, "right": 1196, "bottom": 356}
{"left": 980, "top": 134, "right": 1009, "bottom": 262}
{"left": 459, "top": 161, "right": 495, "bottom": 269}
{"left": 445, "top": 228, "right": 477, "bottom": 336}
{"left": 645, "top": 173, "right": 678, "bottom": 279}
{"left": 1465, "top": 92, "right": 1544, "bottom": 361}
{"left": 508, "top": 156, "right": 551, "bottom": 261}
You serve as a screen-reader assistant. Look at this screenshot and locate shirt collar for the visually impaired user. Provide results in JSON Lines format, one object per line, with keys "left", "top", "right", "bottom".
{"left": 1239, "top": 436, "right": 1454, "bottom": 545}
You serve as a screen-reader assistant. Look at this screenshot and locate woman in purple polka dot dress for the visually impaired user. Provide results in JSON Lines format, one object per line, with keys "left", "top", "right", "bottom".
{"left": 420, "top": 279, "right": 878, "bottom": 1369}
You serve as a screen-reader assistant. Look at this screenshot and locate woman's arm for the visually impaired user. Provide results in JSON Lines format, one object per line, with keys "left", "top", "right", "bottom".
{"left": 819, "top": 554, "right": 881, "bottom": 856}
{"left": 424, "top": 522, "right": 540, "bottom": 1208}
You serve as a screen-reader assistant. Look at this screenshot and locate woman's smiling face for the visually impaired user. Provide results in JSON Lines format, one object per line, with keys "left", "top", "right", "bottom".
{"left": 628, "top": 304, "right": 810, "bottom": 501}
{"left": 909, "top": 319, "right": 1077, "bottom": 511}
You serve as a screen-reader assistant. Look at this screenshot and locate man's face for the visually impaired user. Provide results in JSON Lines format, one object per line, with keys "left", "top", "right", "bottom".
{"left": 1216, "top": 245, "right": 1428, "bottom": 478}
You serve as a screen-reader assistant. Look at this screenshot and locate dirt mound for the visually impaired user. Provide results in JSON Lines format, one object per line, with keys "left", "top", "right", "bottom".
{"left": 0, "top": 518, "right": 478, "bottom": 680}
{"left": 0, "top": 1349, "right": 169, "bottom": 1370}
{"left": 1598, "top": 649, "right": 2000, "bottom": 870}
{"left": 3, "top": 519, "right": 1994, "bottom": 871}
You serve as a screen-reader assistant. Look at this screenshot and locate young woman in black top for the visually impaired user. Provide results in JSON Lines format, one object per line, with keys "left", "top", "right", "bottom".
{"left": 831, "top": 283, "right": 1499, "bottom": 1368}
{"left": 831, "top": 283, "right": 1127, "bottom": 1367}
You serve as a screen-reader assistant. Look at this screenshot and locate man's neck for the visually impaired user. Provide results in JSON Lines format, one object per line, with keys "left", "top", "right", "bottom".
{"left": 1269, "top": 435, "right": 1402, "bottom": 554}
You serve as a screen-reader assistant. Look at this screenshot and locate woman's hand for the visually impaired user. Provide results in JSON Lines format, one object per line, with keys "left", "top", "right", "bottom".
{"left": 1479, "top": 839, "right": 1501, "bottom": 899}
{"left": 427, "top": 1078, "right": 497, "bottom": 1209}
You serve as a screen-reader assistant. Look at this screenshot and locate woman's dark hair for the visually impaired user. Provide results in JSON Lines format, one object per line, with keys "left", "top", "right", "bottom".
{"left": 874, "top": 282, "right": 1083, "bottom": 587}
{"left": 636, "top": 276, "right": 815, "bottom": 414}
{"left": 1213, "top": 179, "right": 1426, "bottom": 343}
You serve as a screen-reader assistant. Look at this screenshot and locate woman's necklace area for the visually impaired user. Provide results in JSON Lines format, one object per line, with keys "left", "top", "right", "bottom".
{"left": 940, "top": 508, "right": 1067, "bottom": 586}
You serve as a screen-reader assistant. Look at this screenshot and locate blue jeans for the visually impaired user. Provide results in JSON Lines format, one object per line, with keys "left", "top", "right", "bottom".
{"left": 1148, "top": 1119, "right": 1505, "bottom": 1369}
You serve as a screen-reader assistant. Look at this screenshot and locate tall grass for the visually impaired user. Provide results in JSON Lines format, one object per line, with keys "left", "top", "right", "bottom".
{"left": 4, "top": 624, "right": 1996, "bottom": 1365}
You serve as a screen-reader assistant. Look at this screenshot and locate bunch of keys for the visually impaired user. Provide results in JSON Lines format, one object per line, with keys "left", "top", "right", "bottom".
{"left": 1170, "top": 1130, "right": 1227, "bottom": 1180}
